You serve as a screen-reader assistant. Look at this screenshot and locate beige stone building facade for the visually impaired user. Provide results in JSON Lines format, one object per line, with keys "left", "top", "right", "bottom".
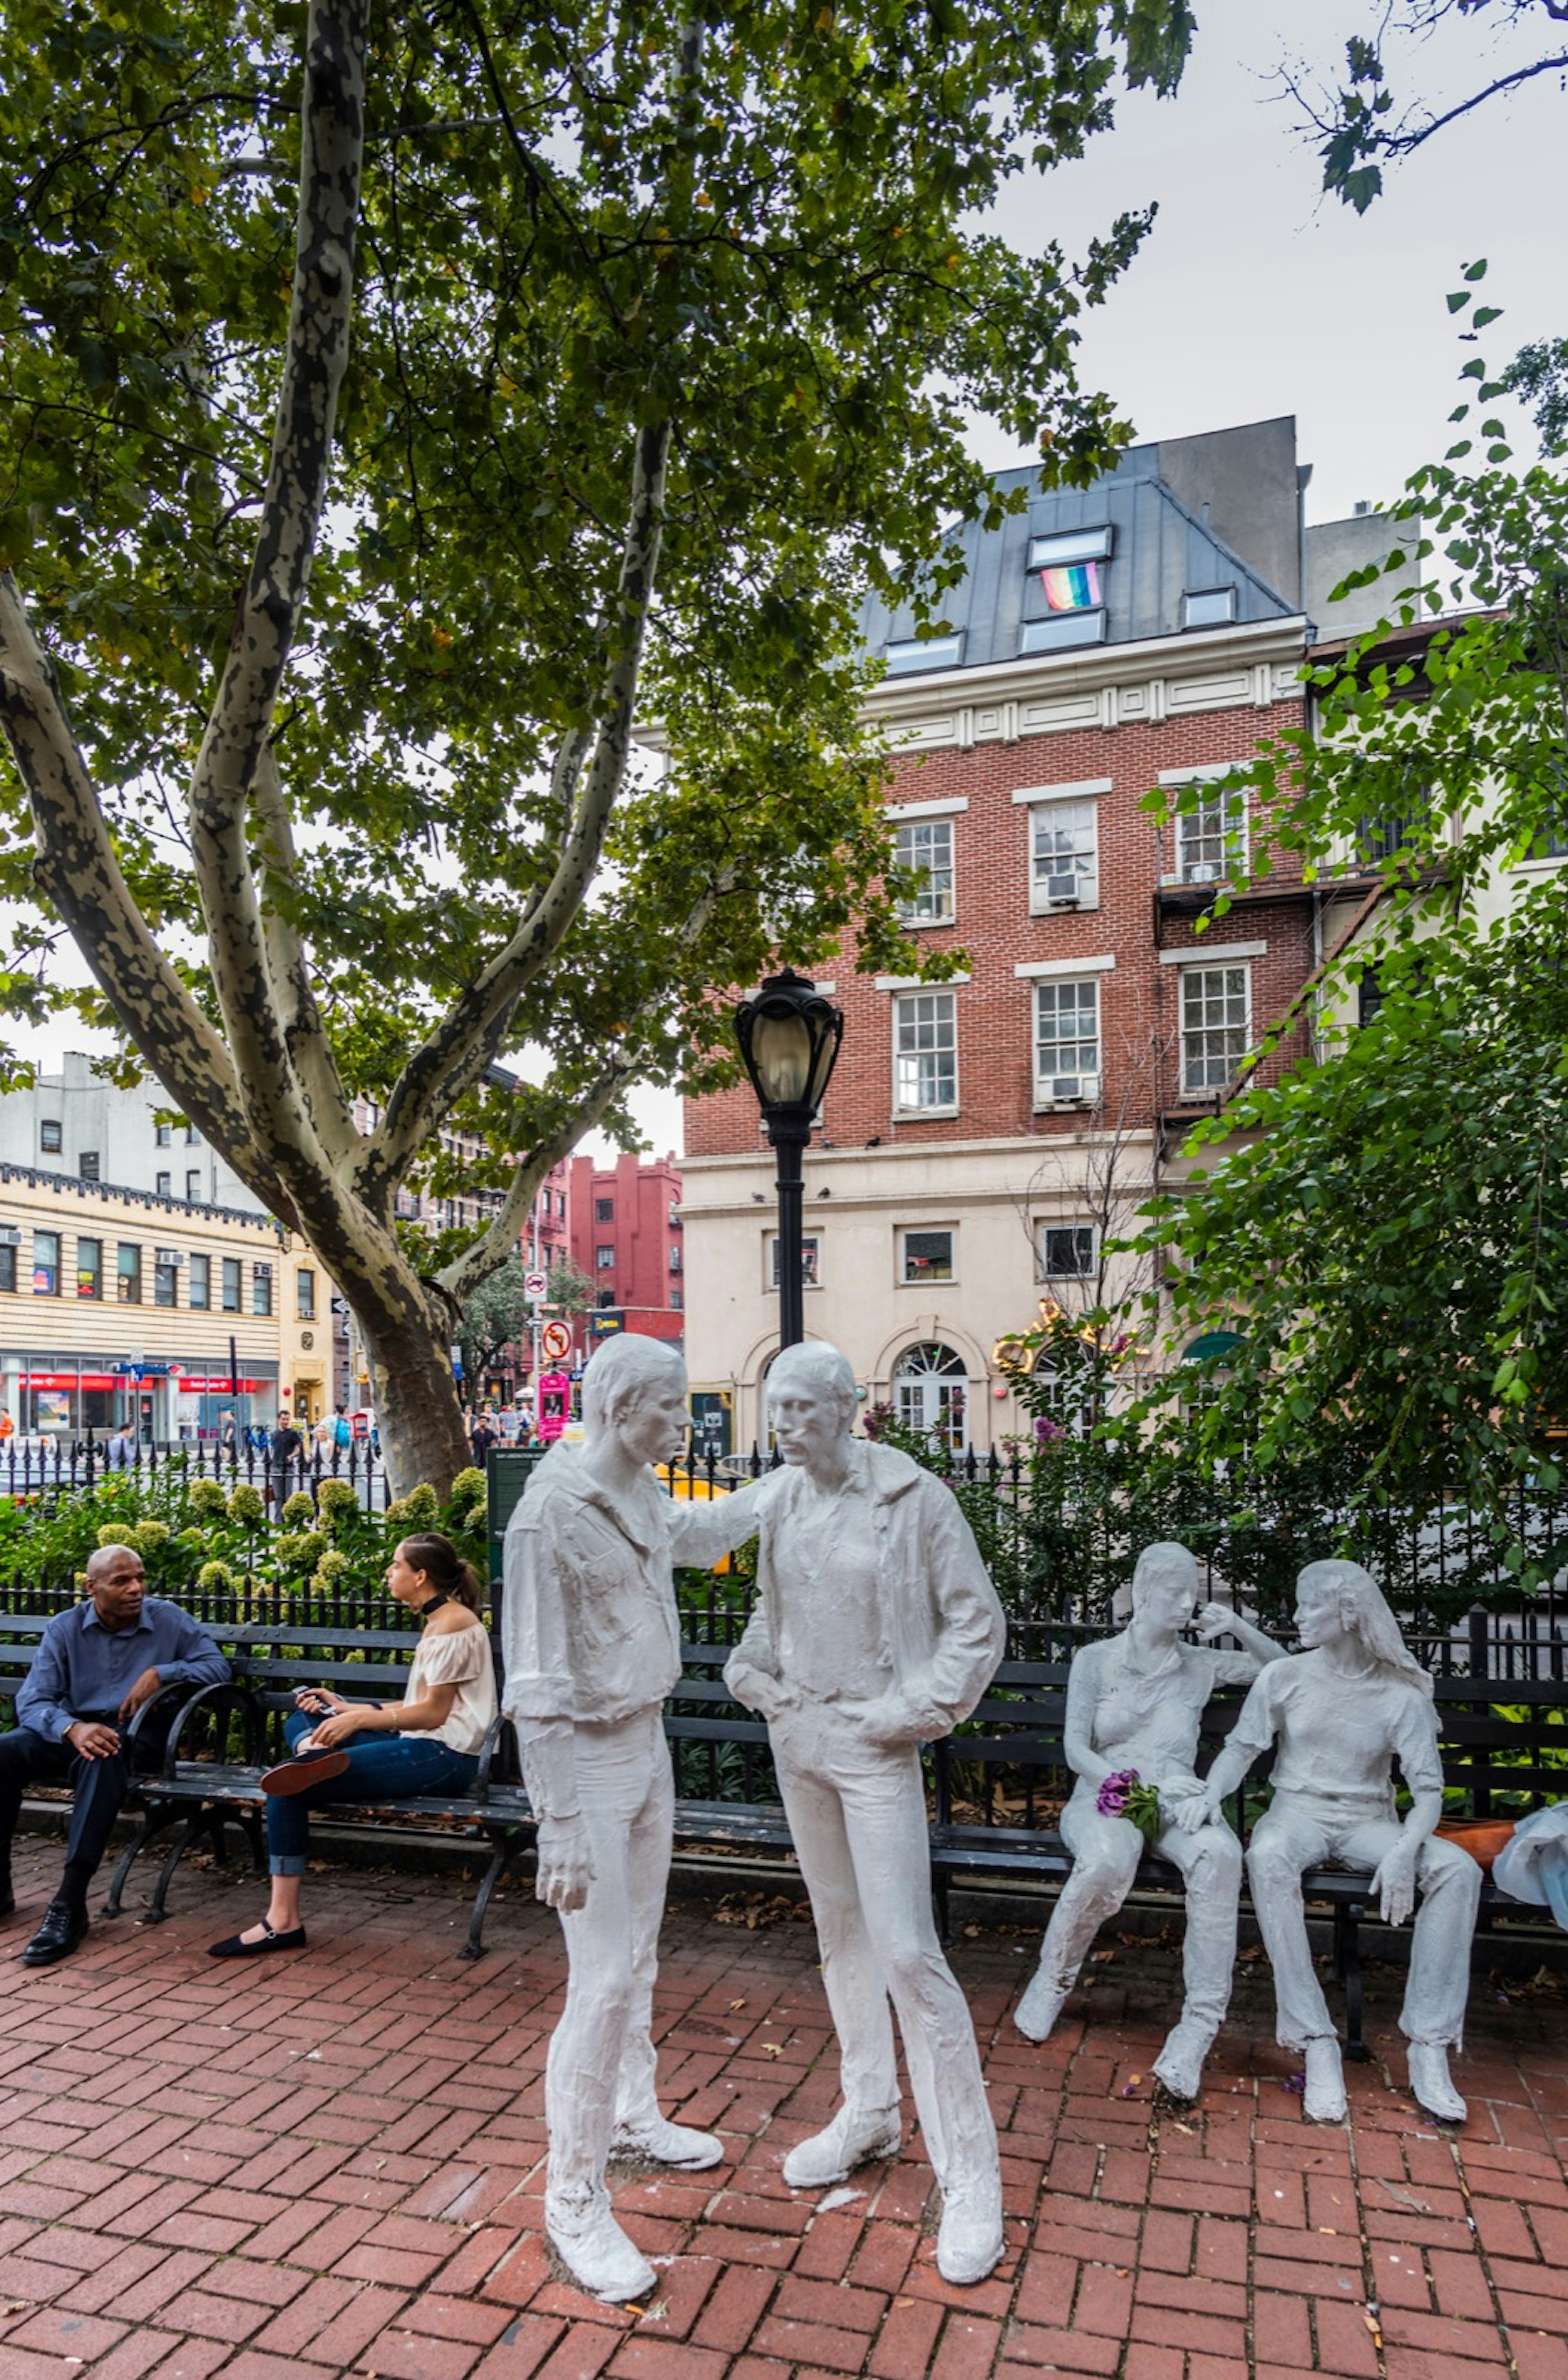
{"left": 0, "top": 1161, "right": 323, "bottom": 1443}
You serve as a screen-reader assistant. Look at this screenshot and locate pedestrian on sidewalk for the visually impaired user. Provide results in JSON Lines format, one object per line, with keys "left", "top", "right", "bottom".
{"left": 0, "top": 1545, "right": 229, "bottom": 1966}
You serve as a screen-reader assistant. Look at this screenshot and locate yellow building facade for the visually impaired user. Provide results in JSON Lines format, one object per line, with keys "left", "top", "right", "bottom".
{"left": 0, "top": 1160, "right": 325, "bottom": 1442}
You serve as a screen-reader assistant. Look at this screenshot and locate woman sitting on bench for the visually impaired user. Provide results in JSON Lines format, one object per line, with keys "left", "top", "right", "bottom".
{"left": 208, "top": 1532, "right": 496, "bottom": 1958}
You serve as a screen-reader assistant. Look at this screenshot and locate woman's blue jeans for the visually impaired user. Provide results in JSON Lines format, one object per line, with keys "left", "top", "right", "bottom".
{"left": 267, "top": 1709, "right": 481, "bottom": 1875}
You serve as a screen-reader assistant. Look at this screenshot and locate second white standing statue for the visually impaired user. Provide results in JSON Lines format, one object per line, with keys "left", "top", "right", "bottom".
{"left": 1190, "top": 1558, "right": 1480, "bottom": 2125}
{"left": 502, "top": 1337, "right": 757, "bottom": 2302}
{"left": 725, "top": 1344, "right": 1009, "bottom": 2286}
{"left": 1014, "top": 1542, "right": 1281, "bottom": 2098}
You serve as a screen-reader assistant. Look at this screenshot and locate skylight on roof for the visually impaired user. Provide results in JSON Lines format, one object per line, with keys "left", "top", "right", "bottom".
{"left": 884, "top": 634, "right": 964, "bottom": 676}
{"left": 1020, "top": 612, "right": 1106, "bottom": 655}
{"left": 1027, "top": 526, "right": 1113, "bottom": 571}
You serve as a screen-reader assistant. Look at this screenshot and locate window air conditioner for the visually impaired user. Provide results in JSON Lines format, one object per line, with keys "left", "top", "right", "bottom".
{"left": 1047, "top": 1072, "right": 1100, "bottom": 1106}
{"left": 0, "top": 1227, "right": 20, "bottom": 1246}
{"left": 1043, "top": 873, "right": 1082, "bottom": 906}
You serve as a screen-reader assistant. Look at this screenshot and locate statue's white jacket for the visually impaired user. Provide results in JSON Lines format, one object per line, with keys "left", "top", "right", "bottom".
{"left": 502, "top": 1445, "right": 760, "bottom": 1728}
{"left": 726, "top": 1440, "right": 1005, "bottom": 1736}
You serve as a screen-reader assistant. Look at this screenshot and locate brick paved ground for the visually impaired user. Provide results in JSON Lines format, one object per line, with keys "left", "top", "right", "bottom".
{"left": 0, "top": 1838, "right": 1562, "bottom": 2380}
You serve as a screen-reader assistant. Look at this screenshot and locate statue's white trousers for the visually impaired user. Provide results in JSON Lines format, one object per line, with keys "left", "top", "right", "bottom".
{"left": 1032, "top": 1792, "right": 1243, "bottom": 2039}
{"left": 545, "top": 1705, "right": 672, "bottom": 2196}
{"left": 770, "top": 1701, "right": 998, "bottom": 2196}
{"left": 1246, "top": 1790, "right": 1481, "bottom": 2051}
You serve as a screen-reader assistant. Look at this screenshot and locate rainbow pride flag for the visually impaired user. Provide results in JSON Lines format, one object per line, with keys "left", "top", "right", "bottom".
{"left": 1041, "top": 561, "right": 1100, "bottom": 611}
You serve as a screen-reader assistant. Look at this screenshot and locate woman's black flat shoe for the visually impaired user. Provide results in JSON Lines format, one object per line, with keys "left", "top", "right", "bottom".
{"left": 260, "top": 1748, "right": 350, "bottom": 1796}
{"left": 207, "top": 1922, "right": 308, "bottom": 1959}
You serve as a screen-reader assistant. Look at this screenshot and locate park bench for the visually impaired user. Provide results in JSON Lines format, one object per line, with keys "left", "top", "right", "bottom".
{"left": 3, "top": 1606, "right": 1562, "bottom": 2042}
{"left": 0, "top": 1611, "right": 533, "bottom": 1962}
{"left": 928, "top": 1655, "right": 1567, "bottom": 2058}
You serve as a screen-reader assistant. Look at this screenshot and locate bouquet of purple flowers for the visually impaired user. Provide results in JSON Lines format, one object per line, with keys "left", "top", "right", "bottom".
{"left": 1096, "top": 1767, "right": 1162, "bottom": 1848}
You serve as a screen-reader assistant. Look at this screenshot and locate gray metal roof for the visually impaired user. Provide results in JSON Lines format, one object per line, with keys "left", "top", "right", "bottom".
{"left": 858, "top": 430, "right": 1301, "bottom": 676}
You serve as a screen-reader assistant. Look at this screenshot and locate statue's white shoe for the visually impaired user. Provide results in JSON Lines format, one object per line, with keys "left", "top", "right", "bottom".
{"left": 1014, "top": 1966, "right": 1071, "bottom": 2044}
{"left": 1152, "top": 2017, "right": 1214, "bottom": 2103}
{"left": 782, "top": 2104, "right": 902, "bottom": 2190}
{"left": 546, "top": 2187, "right": 656, "bottom": 2303}
{"left": 1408, "top": 2042, "right": 1467, "bottom": 2124}
{"left": 1303, "top": 2037, "right": 1348, "bottom": 2123}
{"left": 611, "top": 2112, "right": 724, "bottom": 2169}
{"left": 936, "top": 2175, "right": 1005, "bottom": 2285}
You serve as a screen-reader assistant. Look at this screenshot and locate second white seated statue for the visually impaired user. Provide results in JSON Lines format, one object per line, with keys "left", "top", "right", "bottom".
{"left": 1188, "top": 1558, "right": 1480, "bottom": 2125}
{"left": 1014, "top": 1542, "right": 1281, "bottom": 2098}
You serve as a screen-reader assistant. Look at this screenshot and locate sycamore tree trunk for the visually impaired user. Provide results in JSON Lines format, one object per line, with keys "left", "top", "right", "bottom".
{"left": 363, "top": 1305, "right": 473, "bottom": 1506}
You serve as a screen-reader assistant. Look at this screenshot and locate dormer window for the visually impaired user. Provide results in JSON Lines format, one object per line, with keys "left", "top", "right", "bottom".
{"left": 1184, "top": 586, "right": 1237, "bottom": 629}
{"left": 884, "top": 633, "right": 964, "bottom": 676}
{"left": 1027, "top": 526, "right": 1113, "bottom": 571}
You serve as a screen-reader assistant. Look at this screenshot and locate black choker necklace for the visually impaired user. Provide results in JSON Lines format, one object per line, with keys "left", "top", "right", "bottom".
{"left": 415, "top": 1592, "right": 450, "bottom": 1618}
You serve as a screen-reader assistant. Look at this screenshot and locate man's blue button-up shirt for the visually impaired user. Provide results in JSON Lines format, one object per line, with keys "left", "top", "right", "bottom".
{"left": 15, "top": 1599, "right": 229, "bottom": 1743}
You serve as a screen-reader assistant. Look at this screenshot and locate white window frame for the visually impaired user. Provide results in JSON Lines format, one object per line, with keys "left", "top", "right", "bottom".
{"left": 1028, "top": 794, "right": 1100, "bottom": 913}
{"left": 1183, "top": 586, "right": 1237, "bottom": 629}
{"left": 884, "top": 633, "right": 963, "bottom": 676}
{"left": 892, "top": 989, "right": 958, "bottom": 1116}
{"left": 767, "top": 1233, "right": 822, "bottom": 1289}
{"left": 1027, "top": 525, "right": 1113, "bottom": 570}
{"left": 893, "top": 813, "right": 956, "bottom": 927}
{"left": 1033, "top": 976, "right": 1102, "bottom": 1108}
{"left": 898, "top": 1225, "right": 956, "bottom": 1287}
{"left": 1162, "top": 768, "right": 1248, "bottom": 887}
{"left": 1180, "top": 963, "right": 1252, "bottom": 1096}
{"left": 1037, "top": 1222, "right": 1097, "bottom": 1283}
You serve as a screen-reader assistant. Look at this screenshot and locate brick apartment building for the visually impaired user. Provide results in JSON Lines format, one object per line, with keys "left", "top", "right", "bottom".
{"left": 679, "top": 417, "right": 1409, "bottom": 1452}
{"left": 568, "top": 1150, "right": 685, "bottom": 1350}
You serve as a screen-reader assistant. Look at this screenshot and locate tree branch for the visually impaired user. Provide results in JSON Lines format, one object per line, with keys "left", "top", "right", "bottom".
{"left": 250, "top": 741, "right": 362, "bottom": 1176}
{"left": 1368, "top": 50, "right": 1568, "bottom": 162}
{"left": 0, "top": 571, "right": 299, "bottom": 1221}
{"left": 434, "top": 861, "right": 736, "bottom": 1307}
{"left": 436, "top": 1058, "right": 636, "bottom": 1309}
{"left": 186, "top": 0, "right": 368, "bottom": 1221}
{"left": 363, "top": 414, "right": 672, "bottom": 1196}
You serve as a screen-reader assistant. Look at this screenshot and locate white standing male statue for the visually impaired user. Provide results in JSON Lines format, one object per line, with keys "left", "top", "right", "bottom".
{"left": 1189, "top": 1558, "right": 1479, "bottom": 2125}
{"left": 724, "top": 1343, "right": 1009, "bottom": 2286}
{"left": 503, "top": 1336, "right": 757, "bottom": 2302}
{"left": 1015, "top": 1542, "right": 1282, "bottom": 2098}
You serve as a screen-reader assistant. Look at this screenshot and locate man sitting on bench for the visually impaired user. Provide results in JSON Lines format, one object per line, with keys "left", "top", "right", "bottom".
{"left": 0, "top": 1543, "right": 229, "bottom": 1966}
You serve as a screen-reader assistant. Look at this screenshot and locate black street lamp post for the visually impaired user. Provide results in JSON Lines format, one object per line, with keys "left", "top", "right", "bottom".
{"left": 733, "top": 968, "right": 844, "bottom": 1351}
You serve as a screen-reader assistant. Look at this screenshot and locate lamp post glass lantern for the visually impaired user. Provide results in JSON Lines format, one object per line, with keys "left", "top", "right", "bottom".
{"left": 734, "top": 968, "right": 844, "bottom": 1351}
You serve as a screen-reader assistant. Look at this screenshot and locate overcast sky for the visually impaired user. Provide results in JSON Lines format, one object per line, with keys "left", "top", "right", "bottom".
{"left": 14, "top": 1, "right": 1563, "bottom": 1162}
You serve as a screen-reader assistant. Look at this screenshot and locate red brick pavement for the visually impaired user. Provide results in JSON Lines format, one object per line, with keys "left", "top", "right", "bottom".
{"left": 0, "top": 1841, "right": 1561, "bottom": 2380}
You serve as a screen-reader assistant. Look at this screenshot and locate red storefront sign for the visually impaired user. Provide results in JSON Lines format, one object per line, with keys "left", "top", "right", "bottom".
{"left": 18, "top": 1371, "right": 269, "bottom": 1392}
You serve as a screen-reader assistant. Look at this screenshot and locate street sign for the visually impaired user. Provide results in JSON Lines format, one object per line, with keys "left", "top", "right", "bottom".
{"left": 523, "top": 1269, "right": 548, "bottom": 1300}
{"left": 540, "top": 1319, "right": 572, "bottom": 1364}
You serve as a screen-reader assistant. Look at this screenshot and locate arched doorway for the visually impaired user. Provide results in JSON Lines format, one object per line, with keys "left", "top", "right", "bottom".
{"left": 1032, "top": 1339, "right": 1094, "bottom": 1437}
{"left": 893, "top": 1341, "right": 968, "bottom": 1452}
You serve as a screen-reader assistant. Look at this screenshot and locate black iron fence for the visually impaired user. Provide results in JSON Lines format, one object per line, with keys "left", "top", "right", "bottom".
{"left": 0, "top": 1433, "right": 394, "bottom": 1511}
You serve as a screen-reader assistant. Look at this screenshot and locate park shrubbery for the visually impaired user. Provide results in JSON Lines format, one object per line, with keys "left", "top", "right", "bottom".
{"left": 0, "top": 1464, "right": 488, "bottom": 1607}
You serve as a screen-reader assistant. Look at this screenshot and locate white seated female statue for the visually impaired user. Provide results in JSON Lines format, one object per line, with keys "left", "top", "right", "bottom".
{"left": 1014, "top": 1541, "right": 1281, "bottom": 2100}
{"left": 1187, "top": 1558, "right": 1479, "bottom": 2125}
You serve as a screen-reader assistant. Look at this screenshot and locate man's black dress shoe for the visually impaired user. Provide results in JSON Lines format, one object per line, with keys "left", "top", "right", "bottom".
{"left": 20, "top": 1897, "right": 87, "bottom": 1967}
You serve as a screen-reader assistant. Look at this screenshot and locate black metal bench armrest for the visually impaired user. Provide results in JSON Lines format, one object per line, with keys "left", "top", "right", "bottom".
{"left": 473, "top": 1711, "right": 510, "bottom": 1803}
{"left": 122, "top": 1678, "right": 200, "bottom": 1766}
{"left": 160, "top": 1680, "right": 267, "bottom": 1773}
